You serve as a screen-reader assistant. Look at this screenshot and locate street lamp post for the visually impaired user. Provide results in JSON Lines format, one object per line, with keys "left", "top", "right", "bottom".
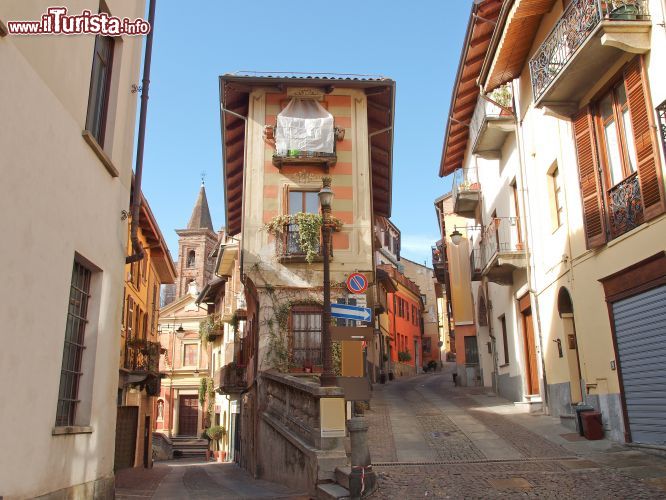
{"left": 319, "top": 177, "right": 336, "bottom": 387}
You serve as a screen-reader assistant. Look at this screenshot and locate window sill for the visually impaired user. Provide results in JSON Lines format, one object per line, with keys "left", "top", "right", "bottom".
{"left": 52, "top": 425, "right": 93, "bottom": 436}
{"left": 499, "top": 363, "right": 510, "bottom": 368}
{"left": 82, "top": 130, "right": 119, "bottom": 178}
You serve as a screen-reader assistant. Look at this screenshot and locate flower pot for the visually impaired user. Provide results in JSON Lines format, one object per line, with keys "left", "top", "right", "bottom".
{"left": 610, "top": 4, "right": 638, "bottom": 20}
{"left": 215, "top": 450, "right": 226, "bottom": 462}
{"left": 205, "top": 450, "right": 211, "bottom": 462}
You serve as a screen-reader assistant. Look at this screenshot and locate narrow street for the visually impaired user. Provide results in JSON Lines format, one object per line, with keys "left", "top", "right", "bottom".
{"left": 115, "top": 460, "right": 308, "bottom": 499}
{"left": 366, "top": 367, "right": 666, "bottom": 498}
{"left": 116, "top": 366, "right": 666, "bottom": 499}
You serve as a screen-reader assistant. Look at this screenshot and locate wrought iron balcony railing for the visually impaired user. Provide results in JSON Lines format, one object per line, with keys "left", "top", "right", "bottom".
{"left": 432, "top": 243, "right": 445, "bottom": 267}
{"left": 469, "top": 94, "right": 513, "bottom": 153}
{"left": 215, "top": 362, "right": 247, "bottom": 394}
{"left": 276, "top": 223, "right": 321, "bottom": 258}
{"left": 608, "top": 172, "right": 643, "bottom": 238}
{"left": 124, "top": 339, "right": 161, "bottom": 373}
{"left": 452, "top": 167, "right": 481, "bottom": 199}
{"left": 529, "top": 0, "right": 649, "bottom": 101}
{"left": 479, "top": 217, "right": 524, "bottom": 271}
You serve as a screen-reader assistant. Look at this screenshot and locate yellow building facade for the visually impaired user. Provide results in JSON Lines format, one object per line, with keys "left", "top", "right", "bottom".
{"left": 117, "top": 194, "right": 176, "bottom": 469}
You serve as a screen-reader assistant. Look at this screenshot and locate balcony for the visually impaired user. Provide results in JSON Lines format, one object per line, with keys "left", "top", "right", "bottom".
{"left": 469, "top": 94, "right": 514, "bottom": 158}
{"left": 452, "top": 167, "right": 482, "bottom": 218}
{"left": 470, "top": 247, "right": 482, "bottom": 282}
{"left": 275, "top": 223, "right": 333, "bottom": 263}
{"left": 529, "top": 0, "right": 651, "bottom": 114}
{"left": 124, "top": 339, "right": 161, "bottom": 374}
{"left": 215, "top": 362, "right": 247, "bottom": 394}
{"left": 267, "top": 125, "right": 344, "bottom": 172}
{"left": 479, "top": 217, "right": 527, "bottom": 285}
{"left": 432, "top": 241, "right": 447, "bottom": 284}
{"left": 608, "top": 172, "right": 643, "bottom": 239}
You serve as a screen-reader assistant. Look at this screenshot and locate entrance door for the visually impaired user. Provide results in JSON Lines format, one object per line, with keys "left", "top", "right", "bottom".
{"left": 178, "top": 395, "right": 198, "bottom": 436}
{"left": 521, "top": 307, "right": 539, "bottom": 395}
{"left": 612, "top": 285, "right": 666, "bottom": 445}
{"left": 114, "top": 406, "right": 138, "bottom": 470}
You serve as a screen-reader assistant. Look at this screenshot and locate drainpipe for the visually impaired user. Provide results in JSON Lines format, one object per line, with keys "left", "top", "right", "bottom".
{"left": 511, "top": 80, "right": 549, "bottom": 411}
{"left": 126, "top": 0, "right": 156, "bottom": 265}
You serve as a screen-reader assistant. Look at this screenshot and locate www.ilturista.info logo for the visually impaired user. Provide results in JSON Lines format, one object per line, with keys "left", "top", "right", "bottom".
{"left": 7, "top": 7, "right": 151, "bottom": 36}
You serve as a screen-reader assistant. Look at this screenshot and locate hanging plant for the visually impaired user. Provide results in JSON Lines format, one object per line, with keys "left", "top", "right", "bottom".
{"left": 265, "top": 212, "right": 343, "bottom": 264}
{"left": 199, "top": 314, "right": 224, "bottom": 344}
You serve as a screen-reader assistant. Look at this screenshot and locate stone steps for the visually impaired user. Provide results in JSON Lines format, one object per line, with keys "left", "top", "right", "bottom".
{"left": 316, "top": 482, "right": 351, "bottom": 500}
{"left": 170, "top": 437, "right": 209, "bottom": 459}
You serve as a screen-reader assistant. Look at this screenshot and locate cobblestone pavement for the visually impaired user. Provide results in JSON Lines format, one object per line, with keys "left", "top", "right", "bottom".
{"left": 368, "top": 369, "right": 666, "bottom": 499}
{"left": 115, "top": 459, "right": 308, "bottom": 499}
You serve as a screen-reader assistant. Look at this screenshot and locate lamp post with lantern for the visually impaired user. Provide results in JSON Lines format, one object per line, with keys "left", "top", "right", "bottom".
{"left": 318, "top": 177, "right": 336, "bottom": 387}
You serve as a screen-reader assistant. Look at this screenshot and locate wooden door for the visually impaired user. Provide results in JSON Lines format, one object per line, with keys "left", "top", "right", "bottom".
{"left": 114, "top": 406, "right": 138, "bottom": 470}
{"left": 522, "top": 308, "right": 539, "bottom": 395}
{"left": 178, "top": 395, "right": 198, "bottom": 436}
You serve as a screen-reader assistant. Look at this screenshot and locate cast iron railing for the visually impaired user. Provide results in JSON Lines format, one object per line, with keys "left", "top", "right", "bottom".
{"left": 124, "top": 339, "right": 160, "bottom": 373}
{"left": 608, "top": 172, "right": 642, "bottom": 238}
{"left": 529, "top": 0, "right": 649, "bottom": 101}
{"left": 452, "top": 166, "right": 481, "bottom": 200}
{"left": 469, "top": 94, "right": 513, "bottom": 149}
{"left": 657, "top": 100, "right": 666, "bottom": 160}
{"left": 275, "top": 223, "right": 321, "bottom": 258}
{"left": 479, "top": 217, "right": 523, "bottom": 271}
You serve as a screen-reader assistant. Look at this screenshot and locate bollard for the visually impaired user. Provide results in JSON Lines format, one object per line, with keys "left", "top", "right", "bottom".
{"left": 347, "top": 417, "right": 376, "bottom": 499}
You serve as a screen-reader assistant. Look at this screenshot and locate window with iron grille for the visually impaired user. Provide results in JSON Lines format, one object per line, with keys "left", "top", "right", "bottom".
{"left": 56, "top": 261, "right": 92, "bottom": 427}
{"left": 290, "top": 304, "right": 323, "bottom": 368}
{"left": 85, "top": 34, "right": 114, "bottom": 146}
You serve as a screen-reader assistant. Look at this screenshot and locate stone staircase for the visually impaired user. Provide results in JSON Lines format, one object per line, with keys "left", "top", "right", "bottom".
{"left": 170, "top": 436, "right": 209, "bottom": 459}
{"left": 316, "top": 468, "right": 351, "bottom": 499}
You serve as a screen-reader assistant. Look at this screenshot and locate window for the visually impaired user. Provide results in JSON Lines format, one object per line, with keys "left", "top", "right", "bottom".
{"left": 126, "top": 296, "right": 134, "bottom": 339}
{"left": 500, "top": 315, "right": 509, "bottom": 365}
{"left": 384, "top": 230, "right": 390, "bottom": 247}
{"left": 393, "top": 236, "right": 400, "bottom": 257}
{"left": 85, "top": 34, "right": 114, "bottom": 146}
{"left": 56, "top": 261, "right": 92, "bottom": 427}
{"left": 598, "top": 81, "right": 637, "bottom": 187}
{"left": 573, "top": 57, "right": 665, "bottom": 248}
{"left": 550, "top": 167, "right": 564, "bottom": 229}
{"left": 183, "top": 344, "right": 198, "bottom": 367}
{"left": 290, "top": 305, "right": 323, "bottom": 368}
{"left": 289, "top": 190, "right": 319, "bottom": 215}
{"left": 186, "top": 250, "right": 196, "bottom": 268}
{"left": 421, "top": 294, "right": 427, "bottom": 306}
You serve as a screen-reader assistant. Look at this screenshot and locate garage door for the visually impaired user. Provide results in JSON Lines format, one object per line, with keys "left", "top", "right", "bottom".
{"left": 612, "top": 285, "right": 666, "bottom": 445}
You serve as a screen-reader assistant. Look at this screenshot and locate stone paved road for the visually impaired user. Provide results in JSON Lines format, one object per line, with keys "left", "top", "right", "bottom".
{"left": 115, "top": 459, "right": 308, "bottom": 499}
{"left": 366, "top": 368, "right": 666, "bottom": 499}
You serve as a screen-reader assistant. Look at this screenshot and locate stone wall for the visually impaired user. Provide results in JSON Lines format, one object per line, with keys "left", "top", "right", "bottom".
{"left": 257, "top": 371, "right": 347, "bottom": 496}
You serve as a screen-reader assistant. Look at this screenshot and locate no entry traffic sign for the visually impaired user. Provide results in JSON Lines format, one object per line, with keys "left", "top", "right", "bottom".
{"left": 346, "top": 272, "right": 368, "bottom": 294}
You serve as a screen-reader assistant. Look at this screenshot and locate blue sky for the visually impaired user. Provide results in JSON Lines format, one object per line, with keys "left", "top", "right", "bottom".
{"left": 141, "top": 0, "right": 468, "bottom": 266}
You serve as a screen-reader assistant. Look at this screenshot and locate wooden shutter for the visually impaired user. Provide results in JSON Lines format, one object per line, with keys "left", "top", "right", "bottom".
{"left": 573, "top": 108, "right": 607, "bottom": 249}
{"left": 624, "top": 57, "right": 666, "bottom": 221}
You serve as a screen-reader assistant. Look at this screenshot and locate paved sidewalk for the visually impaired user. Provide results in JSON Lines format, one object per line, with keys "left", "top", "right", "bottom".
{"left": 115, "top": 459, "right": 308, "bottom": 499}
{"left": 366, "top": 370, "right": 666, "bottom": 498}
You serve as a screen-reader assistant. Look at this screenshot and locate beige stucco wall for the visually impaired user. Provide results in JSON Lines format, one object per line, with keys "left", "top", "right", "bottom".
{"left": 240, "top": 87, "right": 376, "bottom": 369}
{"left": 513, "top": 0, "right": 666, "bottom": 405}
{"left": 0, "top": 1, "right": 145, "bottom": 496}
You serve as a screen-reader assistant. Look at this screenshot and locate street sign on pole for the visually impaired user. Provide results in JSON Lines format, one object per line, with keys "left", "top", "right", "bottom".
{"left": 330, "top": 303, "right": 372, "bottom": 323}
{"left": 346, "top": 272, "right": 369, "bottom": 294}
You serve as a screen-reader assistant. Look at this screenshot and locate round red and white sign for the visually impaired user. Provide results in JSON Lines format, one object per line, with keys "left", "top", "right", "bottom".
{"left": 346, "top": 272, "right": 368, "bottom": 294}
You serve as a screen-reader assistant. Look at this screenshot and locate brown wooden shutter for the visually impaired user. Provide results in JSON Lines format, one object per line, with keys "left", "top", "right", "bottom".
{"left": 573, "top": 107, "right": 607, "bottom": 249}
{"left": 624, "top": 57, "right": 666, "bottom": 221}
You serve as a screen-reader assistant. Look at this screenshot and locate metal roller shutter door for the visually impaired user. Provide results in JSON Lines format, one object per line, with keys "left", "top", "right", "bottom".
{"left": 612, "top": 285, "right": 666, "bottom": 445}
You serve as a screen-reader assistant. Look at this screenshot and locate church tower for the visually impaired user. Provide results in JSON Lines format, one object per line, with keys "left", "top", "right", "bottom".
{"left": 174, "top": 182, "right": 218, "bottom": 298}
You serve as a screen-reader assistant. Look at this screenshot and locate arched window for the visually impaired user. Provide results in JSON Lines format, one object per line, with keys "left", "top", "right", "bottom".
{"left": 557, "top": 287, "right": 574, "bottom": 317}
{"left": 186, "top": 250, "right": 195, "bottom": 268}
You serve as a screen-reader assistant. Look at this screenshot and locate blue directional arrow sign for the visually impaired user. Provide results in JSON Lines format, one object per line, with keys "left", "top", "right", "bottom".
{"left": 330, "top": 303, "right": 372, "bottom": 323}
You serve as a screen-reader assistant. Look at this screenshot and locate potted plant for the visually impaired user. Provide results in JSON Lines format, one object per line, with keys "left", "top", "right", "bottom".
{"left": 206, "top": 425, "right": 227, "bottom": 462}
{"left": 201, "top": 430, "right": 212, "bottom": 462}
{"left": 609, "top": 0, "right": 639, "bottom": 19}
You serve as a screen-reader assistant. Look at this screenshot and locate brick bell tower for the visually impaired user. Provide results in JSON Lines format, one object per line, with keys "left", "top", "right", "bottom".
{"left": 174, "top": 181, "right": 217, "bottom": 298}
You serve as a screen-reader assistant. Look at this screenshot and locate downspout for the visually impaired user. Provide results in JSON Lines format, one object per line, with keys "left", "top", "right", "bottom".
{"left": 126, "top": 0, "right": 156, "bottom": 265}
{"left": 511, "top": 80, "right": 549, "bottom": 411}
